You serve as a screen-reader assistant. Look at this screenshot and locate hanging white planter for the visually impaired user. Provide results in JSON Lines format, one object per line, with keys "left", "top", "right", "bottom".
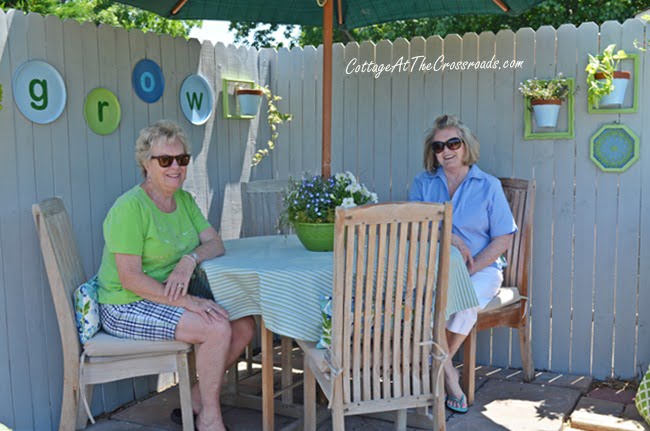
{"left": 595, "top": 71, "right": 631, "bottom": 107}
{"left": 531, "top": 99, "right": 562, "bottom": 128}
{"left": 236, "top": 87, "right": 264, "bottom": 116}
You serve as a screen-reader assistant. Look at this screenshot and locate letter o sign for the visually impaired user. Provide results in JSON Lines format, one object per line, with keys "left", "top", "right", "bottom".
{"left": 12, "top": 60, "right": 67, "bottom": 124}
{"left": 132, "top": 59, "right": 164, "bottom": 103}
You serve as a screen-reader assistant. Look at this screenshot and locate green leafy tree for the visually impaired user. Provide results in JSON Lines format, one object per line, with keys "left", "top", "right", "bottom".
{"left": 230, "top": 0, "right": 649, "bottom": 48}
{"left": 1, "top": 0, "right": 201, "bottom": 38}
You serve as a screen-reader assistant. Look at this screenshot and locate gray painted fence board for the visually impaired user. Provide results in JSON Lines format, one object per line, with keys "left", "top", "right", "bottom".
{"left": 571, "top": 22, "right": 599, "bottom": 376}
{"left": 591, "top": 20, "right": 623, "bottom": 378}
{"left": 373, "top": 40, "right": 392, "bottom": 200}
{"left": 407, "top": 37, "right": 426, "bottom": 193}
{"left": 550, "top": 24, "right": 577, "bottom": 374}
{"left": 331, "top": 43, "right": 345, "bottom": 173}
{"left": 342, "top": 42, "right": 360, "bottom": 174}
{"left": 614, "top": 19, "right": 644, "bottom": 379}
{"left": 390, "top": 38, "right": 410, "bottom": 201}
{"left": 7, "top": 11, "right": 36, "bottom": 430}
{"left": 0, "top": 9, "right": 18, "bottom": 428}
{"left": 357, "top": 41, "right": 375, "bottom": 185}
{"left": 530, "top": 25, "right": 556, "bottom": 372}
{"left": 289, "top": 47, "right": 304, "bottom": 174}
{"left": 275, "top": 47, "right": 291, "bottom": 179}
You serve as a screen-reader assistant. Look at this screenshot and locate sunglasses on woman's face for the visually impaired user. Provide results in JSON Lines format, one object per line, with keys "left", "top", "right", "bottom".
{"left": 150, "top": 154, "right": 191, "bottom": 168}
{"left": 431, "top": 137, "right": 463, "bottom": 154}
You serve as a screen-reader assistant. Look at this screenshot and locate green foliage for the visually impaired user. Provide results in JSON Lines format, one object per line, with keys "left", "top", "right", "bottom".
{"left": 251, "top": 85, "right": 293, "bottom": 166}
{"left": 585, "top": 44, "right": 628, "bottom": 108}
{"left": 1, "top": 0, "right": 200, "bottom": 38}
{"left": 229, "top": 0, "right": 648, "bottom": 48}
{"left": 519, "top": 74, "right": 570, "bottom": 101}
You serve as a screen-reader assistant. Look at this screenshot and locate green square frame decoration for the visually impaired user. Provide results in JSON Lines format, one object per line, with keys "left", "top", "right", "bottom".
{"left": 588, "top": 54, "right": 639, "bottom": 114}
{"left": 222, "top": 78, "right": 256, "bottom": 119}
{"left": 524, "top": 78, "right": 575, "bottom": 140}
{"left": 589, "top": 124, "right": 639, "bottom": 173}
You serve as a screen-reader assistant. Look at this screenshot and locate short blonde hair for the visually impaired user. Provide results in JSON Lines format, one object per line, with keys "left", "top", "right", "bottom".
{"left": 423, "top": 114, "right": 480, "bottom": 173}
{"left": 135, "top": 120, "right": 190, "bottom": 178}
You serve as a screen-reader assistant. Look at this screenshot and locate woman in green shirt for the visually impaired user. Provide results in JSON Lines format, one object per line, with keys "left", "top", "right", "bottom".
{"left": 98, "top": 120, "right": 254, "bottom": 431}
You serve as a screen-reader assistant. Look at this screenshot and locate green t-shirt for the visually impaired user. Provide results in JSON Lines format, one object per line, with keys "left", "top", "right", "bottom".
{"left": 97, "top": 185, "right": 211, "bottom": 304}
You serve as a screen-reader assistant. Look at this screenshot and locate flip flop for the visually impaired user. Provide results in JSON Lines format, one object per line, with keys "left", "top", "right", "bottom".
{"left": 445, "top": 394, "right": 468, "bottom": 414}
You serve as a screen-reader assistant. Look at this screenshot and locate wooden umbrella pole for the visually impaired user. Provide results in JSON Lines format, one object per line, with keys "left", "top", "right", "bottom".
{"left": 322, "top": 0, "right": 333, "bottom": 178}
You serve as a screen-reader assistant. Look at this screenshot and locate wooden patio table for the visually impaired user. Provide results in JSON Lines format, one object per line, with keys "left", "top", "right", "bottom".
{"left": 196, "top": 235, "right": 478, "bottom": 430}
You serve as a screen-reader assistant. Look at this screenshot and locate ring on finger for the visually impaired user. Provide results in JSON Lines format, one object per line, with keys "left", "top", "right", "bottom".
{"left": 178, "top": 282, "right": 185, "bottom": 287}
{"left": 206, "top": 308, "right": 212, "bottom": 313}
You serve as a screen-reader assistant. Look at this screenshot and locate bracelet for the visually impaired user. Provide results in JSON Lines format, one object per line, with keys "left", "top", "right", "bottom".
{"left": 182, "top": 254, "right": 197, "bottom": 266}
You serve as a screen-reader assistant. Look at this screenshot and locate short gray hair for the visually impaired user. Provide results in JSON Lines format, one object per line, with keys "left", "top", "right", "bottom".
{"left": 423, "top": 114, "right": 480, "bottom": 173}
{"left": 135, "top": 120, "right": 190, "bottom": 178}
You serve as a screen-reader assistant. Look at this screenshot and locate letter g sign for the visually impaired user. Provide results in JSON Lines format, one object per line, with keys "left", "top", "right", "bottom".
{"left": 12, "top": 60, "right": 67, "bottom": 124}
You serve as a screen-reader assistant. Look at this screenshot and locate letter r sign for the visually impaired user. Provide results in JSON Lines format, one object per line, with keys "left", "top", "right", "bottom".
{"left": 84, "top": 88, "right": 121, "bottom": 135}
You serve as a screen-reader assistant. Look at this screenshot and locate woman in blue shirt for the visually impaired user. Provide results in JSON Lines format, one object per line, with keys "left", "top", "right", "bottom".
{"left": 409, "top": 114, "right": 517, "bottom": 413}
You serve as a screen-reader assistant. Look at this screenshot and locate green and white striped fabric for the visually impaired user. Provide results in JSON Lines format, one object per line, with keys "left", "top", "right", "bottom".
{"left": 199, "top": 235, "right": 478, "bottom": 342}
{"left": 636, "top": 365, "right": 650, "bottom": 425}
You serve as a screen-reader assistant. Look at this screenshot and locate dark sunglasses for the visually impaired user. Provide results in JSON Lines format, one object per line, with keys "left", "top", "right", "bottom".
{"left": 431, "top": 137, "right": 463, "bottom": 154}
{"left": 150, "top": 154, "right": 191, "bottom": 167}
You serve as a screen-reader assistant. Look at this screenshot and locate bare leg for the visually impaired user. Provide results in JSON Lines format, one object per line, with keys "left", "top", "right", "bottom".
{"left": 176, "top": 311, "right": 232, "bottom": 431}
{"left": 188, "top": 316, "right": 256, "bottom": 415}
{"left": 444, "top": 329, "right": 467, "bottom": 400}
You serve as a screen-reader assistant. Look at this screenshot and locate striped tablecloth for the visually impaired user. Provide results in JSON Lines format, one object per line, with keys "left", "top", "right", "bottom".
{"left": 196, "top": 235, "right": 478, "bottom": 342}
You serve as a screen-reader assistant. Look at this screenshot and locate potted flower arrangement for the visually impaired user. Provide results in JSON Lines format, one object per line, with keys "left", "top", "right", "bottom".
{"left": 586, "top": 44, "right": 630, "bottom": 108}
{"left": 283, "top": 171, "right": 378, "bottom": 251}
{"left": 518, "top": 73, "right": 570, "bottom": 128}
{"left": 236, "top": 85, "right": 264, "bottom": 116}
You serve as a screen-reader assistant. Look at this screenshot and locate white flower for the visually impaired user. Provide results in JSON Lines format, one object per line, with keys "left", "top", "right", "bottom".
{"left": 345, "top": 171, "right": 357, "bottom": 183}
{"left": 335, "top": 172, "right": 347, "bottom": 182}
{"left": 341, "top": 197, "right": 357, "bottom": 208}
{"left": 370, "top": 192, "right": 378, "bottom": 203}
{"left": 345, "top": 182, "right": 361, "bottom": 193}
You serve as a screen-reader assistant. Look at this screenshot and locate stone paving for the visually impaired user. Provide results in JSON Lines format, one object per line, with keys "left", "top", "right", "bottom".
{"left": 84, "top": 362, "right": 649, "bottom": 431}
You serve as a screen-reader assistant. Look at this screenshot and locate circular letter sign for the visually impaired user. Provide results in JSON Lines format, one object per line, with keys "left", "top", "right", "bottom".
{"left": 179, "top": 74, "right": 213, "bottom": 125}
{"left": 132, "top": 59, "right": 164, "bottom": 103}
{"left": 12, "top": 60, "right": 67, "bottom": 124}
{"left": 84, "top": 88, "right": 121, "bottom": 135}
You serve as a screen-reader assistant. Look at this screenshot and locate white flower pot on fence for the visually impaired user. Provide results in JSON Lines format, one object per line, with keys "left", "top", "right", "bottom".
{"left": 531, "top": 99, "right": 562, "bottom": 128}
{"left": 595, "top": 71, "right": 630, "bottom": 107}
{"left": 236, "top": 88, "right": 264, "bottom": 116}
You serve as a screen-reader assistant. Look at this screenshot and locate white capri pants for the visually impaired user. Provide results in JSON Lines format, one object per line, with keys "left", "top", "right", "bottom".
{"left": 446, "top": 266, "right": 503, "bottom": 335}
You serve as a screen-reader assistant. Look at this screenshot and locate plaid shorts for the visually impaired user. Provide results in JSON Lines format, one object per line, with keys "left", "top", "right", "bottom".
{"left": 100, "top": 299, "right": 185, "bottom": 341}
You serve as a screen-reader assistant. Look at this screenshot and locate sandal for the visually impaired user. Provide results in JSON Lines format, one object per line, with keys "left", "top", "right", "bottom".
{"left": 445, "top": 394, "right": 468, "bottom": 414}
{"left": 171, "top": 408, "right": 230, "bottom": 431}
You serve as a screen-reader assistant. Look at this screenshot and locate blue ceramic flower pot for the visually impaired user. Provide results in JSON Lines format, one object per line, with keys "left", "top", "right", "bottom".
{"left": 531, "top": 99, "right": 562, "bottom": 128}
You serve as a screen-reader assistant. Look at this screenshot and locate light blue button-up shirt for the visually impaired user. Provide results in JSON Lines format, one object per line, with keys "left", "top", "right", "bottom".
{"left": 408, "top": 165, "right": 517, "bottom": 270}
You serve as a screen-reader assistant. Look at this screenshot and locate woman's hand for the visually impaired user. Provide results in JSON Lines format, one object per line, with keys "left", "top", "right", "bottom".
{"left": 452, "top": 234, "right": 475, "bottom": 274}
{"left": 164, "top": 256, "right": 195, "bottom": 301}
{"left": 184, "top": 295, "right": 229, "bottom": 323}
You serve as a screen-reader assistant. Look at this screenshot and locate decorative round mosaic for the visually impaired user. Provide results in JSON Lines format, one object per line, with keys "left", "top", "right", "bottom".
{"left": 589, "top": 124, "right": 639, "bottom": 172}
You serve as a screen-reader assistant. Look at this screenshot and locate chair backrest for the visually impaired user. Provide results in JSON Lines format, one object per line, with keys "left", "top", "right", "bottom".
{"left": 240, "top": 179, "right": 289, "bottom": 237}
{"left": 330, "top": 201, "right": 453, "bottom": 405}
{"left": 33, "top": 197, "right": 85, "bottom": 358}
{"left": 499, "top": 178, "right": 535, "bottom": 297}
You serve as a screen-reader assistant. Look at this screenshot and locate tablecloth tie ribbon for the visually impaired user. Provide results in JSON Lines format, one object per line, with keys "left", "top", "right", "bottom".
{"left": 78, "top": 351, "right": 96, "bottom": 424}
{"left": 419, "top": 339, "right": 449, "bottom": 398}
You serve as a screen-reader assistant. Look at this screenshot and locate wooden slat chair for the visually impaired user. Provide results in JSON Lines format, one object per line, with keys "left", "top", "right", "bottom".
{"left": 33, "top": 197, "right": 194, "bottom": 431}
{"left": 461, "top": 178, "right": 536, "bottom": 405}
{"left": 297, "top": 201, "right": 453, "bottom": 431}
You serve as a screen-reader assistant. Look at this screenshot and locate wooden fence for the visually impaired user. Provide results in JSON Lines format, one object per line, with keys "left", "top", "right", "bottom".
{"left": 0, "top": 8, "right": 648, "bottom": 430}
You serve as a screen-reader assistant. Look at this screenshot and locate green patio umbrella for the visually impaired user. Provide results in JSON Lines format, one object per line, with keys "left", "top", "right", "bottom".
{"left": 114, "top": 0, "right": 549, "bottom": 176}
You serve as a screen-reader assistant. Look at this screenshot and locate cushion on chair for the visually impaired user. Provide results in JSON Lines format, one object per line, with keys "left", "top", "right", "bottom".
{"left": 83, "top": 331, "right": 191, "bottom": 357}
{"left": 74, "top": 276, "right": 102, "bottom": 344}
{"left": 480, "top": 287, "right": 521, "bottom": 313}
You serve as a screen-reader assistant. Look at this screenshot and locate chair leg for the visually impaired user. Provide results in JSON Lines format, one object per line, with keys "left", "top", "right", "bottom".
{"left": 332, "top": 408, "right": 345, "bottom": 431}
{"left": 58, "top": 381, "right": 78, "bottom": 431}
{"left": 518, "top": 322, "right": 535, "bottom": 382}
{"left": 177, "top": 353, "right": 194, "bottom": 431}
{"left": 462, "top": 326, "right": 477, "bottom": 406}
{"left": 281, "top": 336, "right": 294, "bottom": 404}
{"left": 395, "top": 409, "right": 407, "bottom": 430}
{"left": 303, "top": 363, "right": 316, "bottom": 431}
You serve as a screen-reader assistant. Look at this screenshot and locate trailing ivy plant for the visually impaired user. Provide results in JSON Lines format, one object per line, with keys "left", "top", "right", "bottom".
{"left": 585, "top": 43, "right": 628, "bottom": 109}
{"left": 251, "top": 85, "right": 292, "bottom": 166}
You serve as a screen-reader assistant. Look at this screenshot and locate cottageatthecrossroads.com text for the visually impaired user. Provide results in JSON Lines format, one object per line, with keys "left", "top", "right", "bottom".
{"left": 346, "top": 55, "right": 525, "bottom": 78}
